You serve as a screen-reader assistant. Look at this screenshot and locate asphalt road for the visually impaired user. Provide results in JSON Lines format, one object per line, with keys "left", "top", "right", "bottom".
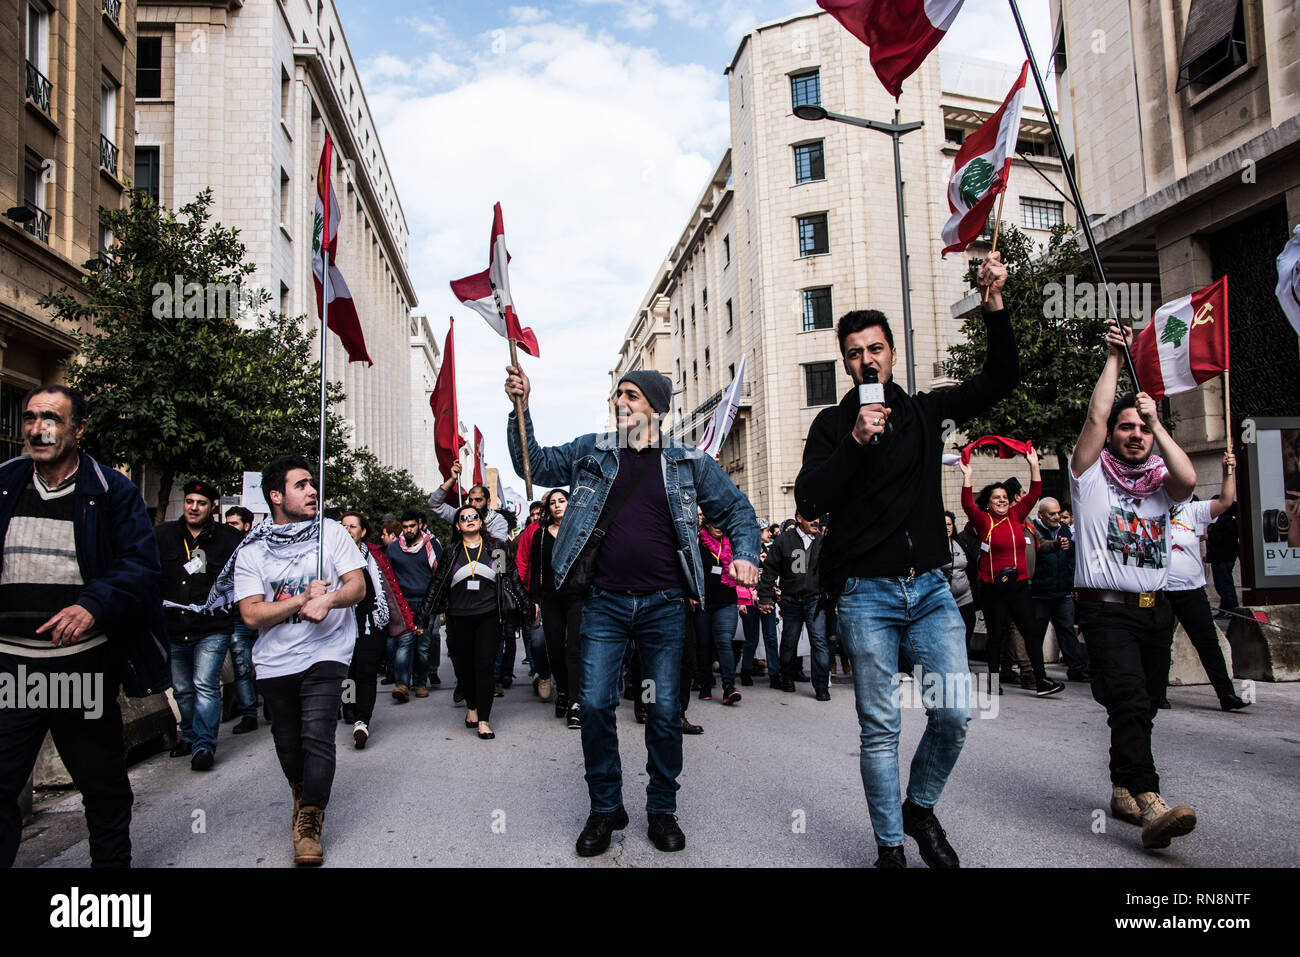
{"left": 17, "top": 658, "right": 1300, "bottom": 868}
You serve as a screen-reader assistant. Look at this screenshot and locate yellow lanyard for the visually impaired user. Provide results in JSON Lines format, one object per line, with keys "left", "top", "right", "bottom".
{"left": 463, "top": 542, "right": 483, "bottom": 579}
{"left": 984, "top": 516, "right": 1017, "bottom": 576}
{"left": 183, "top": 534, "right": 196, "bottom": 559}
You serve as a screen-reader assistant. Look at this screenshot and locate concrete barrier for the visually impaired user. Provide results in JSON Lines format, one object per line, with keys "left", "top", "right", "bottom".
{"left": 1224, "top": 605, "right": 1300, "bottom": 682}
{"left": 34, "top": 691, "right": 178, "bottom": 788}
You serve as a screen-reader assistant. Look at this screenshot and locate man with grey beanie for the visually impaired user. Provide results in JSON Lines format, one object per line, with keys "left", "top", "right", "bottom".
{"left": 505, "top": 363, "right": 759, "bottom": 858}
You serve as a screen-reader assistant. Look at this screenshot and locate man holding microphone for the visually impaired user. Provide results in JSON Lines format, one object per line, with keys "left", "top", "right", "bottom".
{"left": 795, "top": 253, "right": 1021, "bottom": 868}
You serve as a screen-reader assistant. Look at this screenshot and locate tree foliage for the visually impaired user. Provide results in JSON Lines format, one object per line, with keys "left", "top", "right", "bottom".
{"left": 942, "top": 222, "right": 1116, "bottom": 459}
{"left": 40, "top": 189, "right": 357, "bottom": 520}
{"left": 330, "top": 448, "right": 445, "bottom": 541}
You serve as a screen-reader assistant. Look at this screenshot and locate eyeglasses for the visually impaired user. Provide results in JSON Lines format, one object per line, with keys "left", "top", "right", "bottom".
{"left": 457, "top": 515, "right": 480, "bottom": 524}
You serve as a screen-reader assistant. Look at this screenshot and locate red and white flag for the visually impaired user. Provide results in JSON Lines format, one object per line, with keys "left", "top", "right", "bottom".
{"left": 313, "top": 136, "right": 372, "bottom": 365}
{"left": 450, "top": 203, "right": 540, "bottom": 357}
{"left": 429, "top": 320, "right": 464, "bottom": 481}
{"left": 1132, "top": 276, "right": 1229, "bottom": 401}
{"left": 473, "top": 426, "right": 486, "bottom": 488}
{"left": 940, "top": 61, "right": 1029, "bottom": 257}
{"left": 817, "top": 0, "right": 965, "bottom": 98}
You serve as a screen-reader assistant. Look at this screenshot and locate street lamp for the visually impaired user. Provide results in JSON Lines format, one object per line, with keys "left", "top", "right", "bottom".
{"left": 796, "top": 105, "right": 923, "bottom": 394}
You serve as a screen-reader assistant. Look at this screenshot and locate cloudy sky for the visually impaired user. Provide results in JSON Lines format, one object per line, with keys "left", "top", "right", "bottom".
{"left": 334, "top": 0, "right": 1054, "bottom": 495}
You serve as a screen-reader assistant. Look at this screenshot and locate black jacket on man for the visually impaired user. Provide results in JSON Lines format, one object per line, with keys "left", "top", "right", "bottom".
{"left": 757, "top": 526, "right": 823, "bottom": 605}
{"left": 795, "top": 308, "right": 1019, "bottom": 604}
{"left": 156, "top": 519, "right": 242, "bottom": 640}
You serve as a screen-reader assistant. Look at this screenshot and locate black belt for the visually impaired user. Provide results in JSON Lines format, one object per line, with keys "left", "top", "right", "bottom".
{"left": 1074, "top": 588, "right": 1163, "bottom": 608}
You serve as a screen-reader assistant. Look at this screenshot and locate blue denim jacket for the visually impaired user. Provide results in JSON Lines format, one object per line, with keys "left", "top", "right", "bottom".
{"left": 507, "top": 410, "right": 760, "bottom": 600}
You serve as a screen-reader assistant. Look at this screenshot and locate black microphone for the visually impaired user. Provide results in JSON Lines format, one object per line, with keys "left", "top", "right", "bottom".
{"left": 858, "top": 368, "right": 886, "bottom": 445}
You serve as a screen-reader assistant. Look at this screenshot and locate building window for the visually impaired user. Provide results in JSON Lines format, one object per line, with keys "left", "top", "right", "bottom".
{"left": 693, "top": 360, "right": 698, "bottom": 379}
{"left": 280, "top": 281, "right": 290, "bottom": 316}
{"left": 804, "top": 361, "right": 837, "bottom": 407}
{"left": 802, "top": 287, "right": 833, "bottom": 332}
{"left": 675, "top": 359, "right": 681, "bottom": 382}
{"left": 794, "top": 142, "right": 825, "bottom": 184}
{"left": 23, "top": 153, "right": 50, "bottom": 242}
{"left": 133, "top": 146, "right": 160, "bottom": 202}
{"left": 1, "top": 384, "right": 28, "bottom": 462}
{"left": 690, "top": 304, "right": 695, "bottom": 324}
{"left": 100, "top": 79, "right": 119, "bottom": 175}
{"left": 944, "top": 126, "right": 965, "bottom": 145}
{"left": 728, "top": 363, "right": 735, "bottom": 383}
{"left": 98, "top": 222, "right": 113, "bottom": 257}
{"left": 723, "top": 235, "right": 730, "bottom": 264}
{"left": 702, "top": 287, "right": 708, "bottom": 309}
{"left": 791, "top": 70, "right": 820, "bottom": 110}
{"left": 280, "top": 168, "right": 290, "bottom": 226}
{"left": 25, "top": 0, "right": 51, "bottom": 115}
{"left": 281, "top": 66, "right": 293, "bottom": 126}
{"left": 798, "top": 213, "right": 829, "bottom": 257}
{"left": 137, "top": 37, "right": 162, "bottom": 98}
{"left": 1021, "top": 197, "right": 1064, "bottom": 231}
{"left": 1177, "top": 0, "right": 1247, "bottom": 91}
{"left": 726, "top": 299, "right": 733, "bottom": 331}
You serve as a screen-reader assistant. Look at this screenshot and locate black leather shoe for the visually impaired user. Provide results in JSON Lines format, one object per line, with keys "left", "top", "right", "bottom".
{"left": 231, "top": 716, "right": 258, "bottom": 735}
{"left": 874, "top": 845, "right": 906, "bottom": 868}
{"left": 681, "top": 717, "right": 703, "bottom": 735}
{"left": 769, "top": 675, "right": 783, "bottom": 690}
{"left": 1220, "top": 694, "right": 1250, "bottom": 712}
{"left": 190, "top": 749, "right": 214, "bottom": 771}
{"left": 647, "top": 813, "right": 686, "bottom": 852}
{"left": 793, "top": 672, "right": 812, "bottom": 683}
{"left": 576, "top": 807, "right": 629, "bottom": 857}
{"left": 781, "top": 678, "right": 796, "bottom": 693}
{"left": 739, "top": 671, "right": 754, "bottom": 687}
{"left": 170, "top": 739, "right": 193, "bottom": 758}
{"left": 453, "top": 684, "right": 465, "bottom": 704}
{"left": 901, "top": 799, "right": 959, "bottom": 868}
{"left": 815, "top": 687, "right": 831, "bottom": 701}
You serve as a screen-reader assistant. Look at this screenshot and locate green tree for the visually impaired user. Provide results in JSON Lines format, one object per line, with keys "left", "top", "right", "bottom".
{"left": 942, "top": 222, "right": 1117, "bottom": 460}
{"left": 39, "top": 188, "right": 353, "bottom": 520}
{"left": 329, "top": 448, "right": 446, "bottom": 541}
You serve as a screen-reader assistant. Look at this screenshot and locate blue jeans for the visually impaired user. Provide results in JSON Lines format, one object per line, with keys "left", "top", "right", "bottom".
{"left": 836, "top": 571, "right": 972, "bottom": 848}
{"left": 229, "top": 622, "right": 258, "bottom": 720}
{"left": 406, "top": 592, "right": 438, "bottom": 685}
{"left": 747, "top": 607, "right": 779, "bottom": 674}
{"left": 171, "top": 632, "right": 231, "bottom": 755}
{"left": 695, "top": 603, "right": 739, "bottom": 689}
{"left": 579, "top": 587, "right": 687, "bottom": 815}
{"left": 779, "top": 598, "right": 830, "bottom": 689}
{"left": 391, "top": 631, "right": 416, "bottom": 687}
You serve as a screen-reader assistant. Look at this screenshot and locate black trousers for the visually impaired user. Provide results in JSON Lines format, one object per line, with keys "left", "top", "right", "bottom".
{"left": 981, "top": 580, "right": 1046, "bottom": 682}
{"left": 0, "top": 645, "right": 132, "bottom": 868}
{"left": 1030, "top": 596, "right": 1090, "bottom": 674}
{"left": 1076, "top": 598, "right": 1175, "bottom": 795}
{"left": 348, "top": 630, "right": 386, "bottom": 724}
{"left": 957, "top": 603, "right": 977, "bottom": 658}
{"left": 1166, "top": 588, "right": 1235, "bottom": 702}
{"left": 258, "top": 660, "right": 349, "bottom": 811}
{"left": 448, "top": 612, "right": 501, "bottom": 722}
{"left": 540, "top": 594, "right": 585, "bottom": 699}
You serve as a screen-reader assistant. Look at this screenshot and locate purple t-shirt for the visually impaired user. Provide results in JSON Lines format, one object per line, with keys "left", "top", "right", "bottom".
{"left": 594, "top": 447, "right": 684, "bottom": 593}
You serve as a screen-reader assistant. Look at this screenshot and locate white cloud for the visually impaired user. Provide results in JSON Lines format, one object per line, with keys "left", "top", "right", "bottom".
{"left": 365, "top": 19, "right": 729, "bottom": 489}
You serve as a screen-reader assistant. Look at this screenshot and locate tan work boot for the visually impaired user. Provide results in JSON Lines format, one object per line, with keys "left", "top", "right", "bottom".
{"left": 290, "top": 782, "right": 303, "bottom": 828}
{"left": 392, "top": 684, "right": 410, "bottom": 703}
{"left": 1110, "top": 786, "right": 1142, "bottom": 826}
{"left": 1134, "top": 791, "right": 1196, "bottom": 849}
{"left": 294, "top": 806, "right": 325, "bottom": 865}
{"left": 413, "top": 685, "right": 429, "bottom": 698}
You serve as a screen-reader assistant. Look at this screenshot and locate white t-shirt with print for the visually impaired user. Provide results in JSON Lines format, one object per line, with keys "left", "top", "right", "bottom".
{"left": 1167, "top": 499, "right": 1215, "bottom": 591}
{"left": 1069, "top": 459, "right": 1176, "bottom": 593}
{"left": 233, "top": 520, "right": 366, "bottom": 679}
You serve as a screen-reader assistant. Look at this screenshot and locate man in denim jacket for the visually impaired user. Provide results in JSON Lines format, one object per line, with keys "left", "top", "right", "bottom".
{"left": 505, "top": 364, "right": 759, "bottom": 858}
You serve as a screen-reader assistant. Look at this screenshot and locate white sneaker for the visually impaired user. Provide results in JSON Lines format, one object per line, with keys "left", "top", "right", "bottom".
{"left": 538, "top": 677, "right": 552, "bottom": 701}
{"left": 353, "top": 721, "right": 368, "bottom": 749}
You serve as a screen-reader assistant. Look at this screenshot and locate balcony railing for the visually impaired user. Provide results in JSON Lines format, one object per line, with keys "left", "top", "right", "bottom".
{"left": 25, "top": 61, "right": 52, "bottom": 114}
{"left": 24, "top": 202, "right": 50, "bottom": 244}
{"left": 99, "top": 135, "right": 118, "bottom": 176}
{"left": 102, "top": 0, "right": 121, "bottom": 24}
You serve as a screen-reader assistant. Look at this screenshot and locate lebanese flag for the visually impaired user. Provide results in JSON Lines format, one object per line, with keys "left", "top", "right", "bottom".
{"left": 818, "top": 0, "right": 965, "bottom": 98}
{"left": 312, "top": 136, "right": 372, "bottom": 365}
{"left": 1132, "top": 276, "right": 1229, "bottom": 401}
{"left": 450, "top": 203, "right": 540, "bottom": 357}
{"left": 429, "top": 320, "right": 465, "bottom": 481}
{"left": 1276, "top": 224, "right": 1300, "bottom": 336}
{"left": 473, "top": 426, "right": 486, "bottom": 487}
{"left": 940, "top": 61, "right": 1030, "bottom": 257}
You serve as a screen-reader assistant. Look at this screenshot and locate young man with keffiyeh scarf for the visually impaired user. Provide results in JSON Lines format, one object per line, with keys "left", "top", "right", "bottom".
{"left": 189, "top": 454, "right": 366, "bottom": 866}
{"left": 1068, "top": 319, "right": 1199, "bottom": 853}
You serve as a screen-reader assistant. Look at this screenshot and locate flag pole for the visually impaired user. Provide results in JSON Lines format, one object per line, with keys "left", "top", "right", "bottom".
{"left": 982, "top": 187, "right": 1009, "bottom": 304}
{"left": 1223, "top": 369, "right": 1234, "bottom": 475}
{"left": 316, "top": 240, "right": 330, "bottom": 580}
{"left": 1006, "top": 0, "right": 1142, "bottom": 393}
{"left": 508, "top": 338, "right": 534, "bottom": 500}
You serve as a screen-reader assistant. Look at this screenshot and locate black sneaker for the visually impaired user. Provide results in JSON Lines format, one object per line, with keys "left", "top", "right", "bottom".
{"left": 901, "top": 799, "right": 959, "bottom": 868}
{"left": 576, "top": 806, "right": 629, "bottom": 857}
{"left": 698, "top": 686, "right": 712, "bottom": 701}
{"left": 647, "top": 813, "right": 686, "bottom": 852}
{"left": 814, "top": 687, "right": 831, "bottom": 702}
{"left": 1219, "top": 694, "right": 1250, "bottom": 712}
{"left": 722, "top": 688, "right": 741, "bottom": 705}
{"left": 567, "top": 703, "right": 583, "bottom": 729}
{"left": 874, "top": 845, "right": 907, "bottom": 868}
{"left": 555, "top": 692, "right": 569, "bottom": 719}
{"left": 739, "top": 671, "right": 754, "bottom": 687}
{"left": 1035, "top": 679, "right": 1065, "bottom": 697}
{"left": 231, "top": 716, "right": 258, "bottom": 735}
{"left": 429, "top": 674, "right": 441, "bottom": 688}
{"left": 769, "top": 675, "right": 783, "bottom": 690}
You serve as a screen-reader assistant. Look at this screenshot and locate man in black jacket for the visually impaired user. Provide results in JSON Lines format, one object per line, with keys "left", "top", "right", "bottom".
{"left": 757, "top": 514, "right": 829, "bottom": 698}
{"left": 157, "top": 481, "right": 242, "bottom": 770}
{"left": 795, "top": 253, "right": 1018, "bottom": 868}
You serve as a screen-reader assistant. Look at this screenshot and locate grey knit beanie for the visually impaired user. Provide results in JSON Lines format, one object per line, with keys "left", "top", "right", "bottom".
{"left": 617, "top": 370, "right": 672, "bottom": 414}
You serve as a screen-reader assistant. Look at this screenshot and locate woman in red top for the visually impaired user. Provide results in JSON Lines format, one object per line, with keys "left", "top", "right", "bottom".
{"left": 960, "top": 447, "right": 1063, "bottom": 698}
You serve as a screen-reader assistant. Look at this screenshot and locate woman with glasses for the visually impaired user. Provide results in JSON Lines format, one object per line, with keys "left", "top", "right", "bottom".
{"left": 415, "top": 505, "right": 533, "bottom": 739}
